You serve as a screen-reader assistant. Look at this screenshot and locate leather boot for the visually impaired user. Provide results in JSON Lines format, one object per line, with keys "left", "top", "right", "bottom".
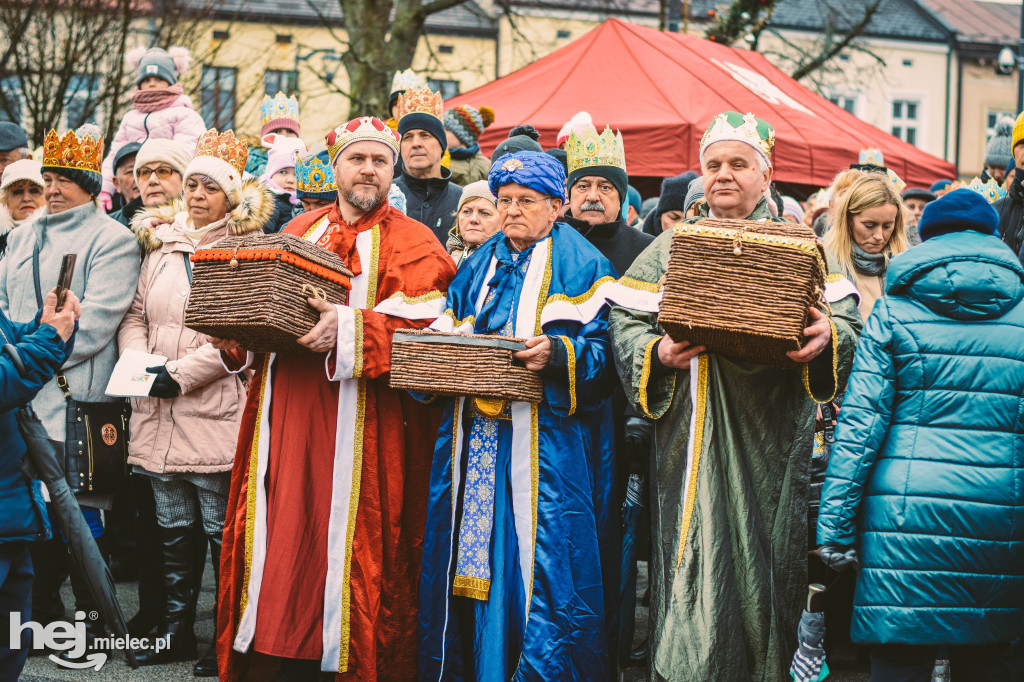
{"left": 135, "top": 525, "right": 200, "bottom": 665}
{"left": 193, "top": 532, "right": 222, "bottom": 677}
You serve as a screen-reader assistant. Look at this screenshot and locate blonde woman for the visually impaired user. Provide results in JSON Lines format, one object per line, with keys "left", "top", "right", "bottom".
{"left": 824, "top": 173, "right": 909, "bottom": 317}
{"left": 0, "top": 160, "right": 45, "bottom": 255}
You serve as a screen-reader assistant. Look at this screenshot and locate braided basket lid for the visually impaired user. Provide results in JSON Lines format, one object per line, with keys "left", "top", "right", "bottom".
{"left": 196, "top": 232, "right": 354, "bottom": 277}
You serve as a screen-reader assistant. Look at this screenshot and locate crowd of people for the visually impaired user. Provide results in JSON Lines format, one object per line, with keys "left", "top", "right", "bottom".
{"left": 0, "top": 45, "right": 1022, "bottom": 682}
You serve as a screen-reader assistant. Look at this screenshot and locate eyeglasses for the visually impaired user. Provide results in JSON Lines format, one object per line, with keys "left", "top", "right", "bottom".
{"left": 136, "top": 166, "right": 177, "bottom": 182}
{"left": 497, "top": 196, "right": 550, "bottom": 210}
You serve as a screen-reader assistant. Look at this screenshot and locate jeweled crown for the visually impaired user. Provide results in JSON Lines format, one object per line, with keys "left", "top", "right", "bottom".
{"left": 43, "top": 129, "right": 103, "bottom": 174}
{"left": 260, "top": 91, "right": 299, "bottom": 125}
{"left": 566, "top": 125, "right": 626, "bottom": 176}
{"left": 295, "top": 150, "right": 336, "bottom": 194}
{"left": 953, "top": 176, "right": 1006, "bottom": 204}
{"left": 326, "top": 116, "right": 400, "bottom": 161}
{"left": 391, "top": 69, "right": 427, "bottom": 94}
{"left": 194, "top": 129, "right": 248, "bottom": 177}
{"left": 396, "top": 85, "right": 443, "bottom": 122}
{"left": 699, "top": 111, "right": 774, "bottom": 159}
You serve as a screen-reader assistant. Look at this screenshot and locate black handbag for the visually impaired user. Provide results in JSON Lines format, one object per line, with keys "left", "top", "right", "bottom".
{"left": 32, "top": 238, "right": 130, "bottom": 494}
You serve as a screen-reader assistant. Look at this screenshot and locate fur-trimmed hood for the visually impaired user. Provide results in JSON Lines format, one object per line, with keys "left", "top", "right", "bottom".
{"left": 0, "top": 204, "right": 46, "bottom": 238}
{"left": 130, "top": 179, "right": 274, "bottom": 252}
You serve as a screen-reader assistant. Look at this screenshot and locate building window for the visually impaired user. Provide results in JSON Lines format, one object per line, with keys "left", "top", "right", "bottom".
{"left": 891, "top": 99, "right": 920, "bottom": 146}
{"left": 212, "top": 30, "right": 229, "bottom": 41}
{"left": 427, "top": 78, "right": 459, "bottom": 99}
{"left": 0, "top": 78, "right": 21, "bottom": 124}
{"left": 65, "top": 74, "right": 100, "bottom": 130}
{"left": 557, "top": 29, "right": 571, "bottom": 39}
{"left": 987, "top": 110, "right": 1015, "bottom": 140}
{"left": 437, "top": 44, "right": 454, "bottom": 55}
{"left": 902, "top": 59, "right": 913, "bottom": 67}
{"left": 828, "top": 94, "right": 857, "bottom": 115}
{"left": 201, "top": 65, "right": 236, "bottom": 130}
{"left": 264, "top": 69, "right": 298, "bottom": 96}
{"left": 275, "top": 34, "right": 292, "bottom": 44}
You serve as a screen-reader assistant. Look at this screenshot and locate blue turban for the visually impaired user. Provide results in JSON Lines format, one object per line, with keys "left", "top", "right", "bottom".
{"left": 488, "top": 150, "right": 566, "bottom": 202}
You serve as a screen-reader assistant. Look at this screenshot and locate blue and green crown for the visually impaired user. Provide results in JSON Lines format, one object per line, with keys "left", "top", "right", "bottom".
{"left": 295, "top": 149, "right": 337, "bottom": 200}
{"left": 261, "top": 91, "right": 300, "bottom": 126}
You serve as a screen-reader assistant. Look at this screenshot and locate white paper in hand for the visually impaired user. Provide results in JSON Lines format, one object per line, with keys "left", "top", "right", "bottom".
{"left": 106, "top": 349, "right": 168, "bottom": 397}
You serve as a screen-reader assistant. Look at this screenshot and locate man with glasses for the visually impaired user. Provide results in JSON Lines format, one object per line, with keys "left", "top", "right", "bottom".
{"left": 418, "top": 150, "right": 620, "bottom": 681}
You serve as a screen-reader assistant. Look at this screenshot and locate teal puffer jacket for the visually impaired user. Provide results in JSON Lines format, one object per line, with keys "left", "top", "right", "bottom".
{"left": 817, "top": 230, "right": 1024, "bottom": 646}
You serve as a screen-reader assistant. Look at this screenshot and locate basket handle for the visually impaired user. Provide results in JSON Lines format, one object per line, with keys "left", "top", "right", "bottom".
{"left": 302, "top": 282, "right": 328, "bottom": 302}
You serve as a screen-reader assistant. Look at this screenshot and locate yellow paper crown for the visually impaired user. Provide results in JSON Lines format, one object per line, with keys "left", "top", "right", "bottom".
{"left": 194, "top": 129, "right": 248, "bottom": 178}
{"left": 566, "top": 126, "right": 626, "bottom": 176}
{"left": 396, "top": 85, "right": 443, "bottom": 122}
{"left": 42, "top": 129, "right": 103, "bottom": 174}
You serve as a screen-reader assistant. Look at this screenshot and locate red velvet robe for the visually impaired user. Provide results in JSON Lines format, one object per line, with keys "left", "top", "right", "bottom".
{"left": 216, "top": 200, "right": 456, "bottom": 681}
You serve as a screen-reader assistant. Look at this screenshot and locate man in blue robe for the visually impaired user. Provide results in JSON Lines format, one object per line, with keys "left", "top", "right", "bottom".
{"left": 416, "top": 151, "right": 619, "bottom": 681}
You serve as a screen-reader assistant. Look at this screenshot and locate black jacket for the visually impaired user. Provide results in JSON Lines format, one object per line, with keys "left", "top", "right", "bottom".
{"left": 562, "top": 212, "right": 654, "bottom": 277}
{"left": 393, "top": 167, "right": 462, "bottom": 245}
{"left": 263, "top": 192, "right": 300, "bottom": 234}
{"left": 995, "top": 179, "right": 1024, "bottom": 264}
{"left": 110, "top": 195, "right": 144, "bottom": 228}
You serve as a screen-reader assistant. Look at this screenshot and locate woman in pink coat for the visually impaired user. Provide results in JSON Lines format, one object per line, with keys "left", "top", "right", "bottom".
{"left": 100, "top": 46, "right": 206, "bottom": 207}
{"left": 117, "top": 129, "right": 273, "bottom": 675}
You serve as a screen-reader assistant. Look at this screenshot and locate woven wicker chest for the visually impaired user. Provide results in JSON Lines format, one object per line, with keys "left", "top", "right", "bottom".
{"left": 184, "top": 233, "right": 353, "bottom": 353}
{"left": 389, "top": 329, "right": 544, "bottom": 402}
{"left": 658, "top": 218, "right": 827, "bottom": 368}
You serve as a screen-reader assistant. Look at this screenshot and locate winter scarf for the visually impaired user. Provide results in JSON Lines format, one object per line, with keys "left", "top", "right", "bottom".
{"left": 449, "top": 143, "right": 481, "bottom": 161}
{"left": 852, "top": 243, "right": 887, "bottom": 276}
{"left": 132, "top": 83, "right": 185, "bottom": 113}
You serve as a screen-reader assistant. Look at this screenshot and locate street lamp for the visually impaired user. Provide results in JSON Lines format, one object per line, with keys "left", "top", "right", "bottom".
{"left": 294, "top": 46, "right": 343, "bottom": 87}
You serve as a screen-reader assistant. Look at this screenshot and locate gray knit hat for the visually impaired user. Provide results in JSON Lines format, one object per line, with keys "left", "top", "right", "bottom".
{"left": 985, "top": 116, "right": 1014, "bottom": 169}
{"left": 684, "top": 177, "right": 705, "bottom": 215}
{"left": 127, "top": 46, "right": 191, "bottom": 87}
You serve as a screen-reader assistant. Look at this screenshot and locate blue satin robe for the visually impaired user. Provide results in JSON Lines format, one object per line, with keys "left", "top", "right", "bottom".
{"left": 417, "top": 223, "right": 618, "bottom": 681}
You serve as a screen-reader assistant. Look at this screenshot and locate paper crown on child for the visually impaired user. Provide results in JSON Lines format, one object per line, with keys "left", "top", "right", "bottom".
{"left": 260, "top": 92, "right": 300, "bottom": 138}
{"left": 295, "top": 149, "right": 337, "bottom": 201}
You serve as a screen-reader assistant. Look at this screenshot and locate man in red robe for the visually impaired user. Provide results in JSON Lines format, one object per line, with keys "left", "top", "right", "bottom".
{"left": 212, "top": 116, "right": 456, "bottom": 681}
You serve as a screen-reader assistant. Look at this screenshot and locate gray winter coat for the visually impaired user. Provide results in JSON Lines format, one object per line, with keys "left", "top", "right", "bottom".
{"left": 0, "top": 201, "right": 140, "bottom": 440}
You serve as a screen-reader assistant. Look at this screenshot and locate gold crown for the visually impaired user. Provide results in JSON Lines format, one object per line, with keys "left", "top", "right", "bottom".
{"left": 194, "top": 129, "right": 248, "bottom": 177}
{"left": 396, "top": 85, "right": 443, "bottom": 122}
{"left": 295, "top": 151, "right": 336, "bottom": 195}
{"left": 42, "top": 129, "right": 103, "bottom": 174}
{"left": 566, "top": 126, "right": 626, "bottom": 176}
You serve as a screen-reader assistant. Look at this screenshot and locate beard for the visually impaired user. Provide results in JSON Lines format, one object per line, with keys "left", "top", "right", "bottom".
{"left": 345, "top": 184, "right": 387, "bottom": 214}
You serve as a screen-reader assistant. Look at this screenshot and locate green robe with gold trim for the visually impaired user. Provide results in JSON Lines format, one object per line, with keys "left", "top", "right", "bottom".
{"left": 608, "top": 200, "right": 862, "bottom": 681}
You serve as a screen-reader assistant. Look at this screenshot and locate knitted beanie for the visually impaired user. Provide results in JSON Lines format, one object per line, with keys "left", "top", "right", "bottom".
{"left": 491, "top": 125, "right": 543, "bottom": 163}
{"left": 657, "top": 171, "right": 697, "bottom": 218}
{"left": 917, "top": 188, "right": 998, "bottom": 242}
{"left": 127, "top": 46, "right": 190, "bottom": 86}
{"left": 458, "top": 179, "right": 497, "bottom": 211}
{"left": 781, "top": 195, "right": 804, "bottom": 223}
{"left": 683, "top": 176, "right": 705, "bottom": 215}
{"left": 134, "top": 138, "right": 193, "bottom": 182}
{"left": 626, "top": 185, "right": 641, "bottom": 212}
{"left": 1012, "top": 111, "right": 1024, "bottom": 154}
{"left": 0, "top": 122, "right": 28, "bottom": 152}
{"left": 985, "top": 117, "right": 1014, "bottom": 169}
{"left": 444, "top": 105, "right": 494, "bottom": 147}
{"left": 260, "top": 135, "right": 307, "bottom": 181}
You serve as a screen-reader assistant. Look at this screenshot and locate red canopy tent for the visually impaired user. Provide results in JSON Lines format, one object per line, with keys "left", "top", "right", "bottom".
{"left": 446, "top": 18, "right": 956, "bottom": 190}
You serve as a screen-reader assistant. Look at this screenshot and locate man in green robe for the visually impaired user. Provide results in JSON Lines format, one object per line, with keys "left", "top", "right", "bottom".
{"left": 608, "top": 111, "right": 863, "bottom": 681}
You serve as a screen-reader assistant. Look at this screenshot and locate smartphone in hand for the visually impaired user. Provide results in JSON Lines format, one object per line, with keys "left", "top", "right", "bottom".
{"left": 55, "top": 254, "right": 76, "bottom": 312}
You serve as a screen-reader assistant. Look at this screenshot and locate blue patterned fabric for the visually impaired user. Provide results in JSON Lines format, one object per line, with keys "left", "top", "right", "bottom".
{"left": 417, "top": 224, "right": 619, "bottom": 681}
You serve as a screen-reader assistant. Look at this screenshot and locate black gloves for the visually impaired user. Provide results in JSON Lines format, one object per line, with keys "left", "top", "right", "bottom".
{"left": 147, "top": 365, "right": 181, "bottom": 399}
{"left": 818, "top": 544, "right": 859, "bottom": 572}
{"left": 624, "top": 416, "right": 654, "bottom": 476}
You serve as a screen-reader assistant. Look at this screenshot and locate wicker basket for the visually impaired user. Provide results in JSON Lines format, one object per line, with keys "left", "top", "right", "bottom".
{"left": 184, "top": 233, "right": 353, "bottom": 353}
{"left": 658, "top": 218, "right": 826, "bottom": 368}
{"left": 389, "top": 329, "right": 544, "bottom": 402}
